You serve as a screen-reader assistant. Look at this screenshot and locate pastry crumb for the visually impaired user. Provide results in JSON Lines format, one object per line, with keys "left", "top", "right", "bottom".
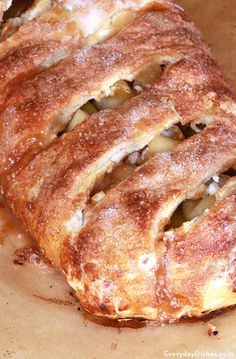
{"left": 207, "top": 323, "right": 219, "bottom": 336}
{"left": 111, "top": 342, "right": 118, "bottom": 350}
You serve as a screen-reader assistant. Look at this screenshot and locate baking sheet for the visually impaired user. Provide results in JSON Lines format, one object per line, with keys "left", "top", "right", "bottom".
{"left": 0, "top": 1, "right": 236, "bottom": 358}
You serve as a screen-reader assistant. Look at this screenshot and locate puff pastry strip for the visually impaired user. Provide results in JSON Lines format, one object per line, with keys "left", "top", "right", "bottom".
{"left": 0, "top": 0, "right": 163, "bottom": 96}
{"left": 4, "top": 54, "right": 234, "bottom": 265}
{"left": 61, "top": 118, "right": 236, "bottom": 320}
{"left": 163, "top": 177, "right": 236, "bottom": 321}
{"left": 1, "top": 0, "right": 50, "bottom": 39}
{"left": 0, "top": 5, "right": 210, "bottom": 174}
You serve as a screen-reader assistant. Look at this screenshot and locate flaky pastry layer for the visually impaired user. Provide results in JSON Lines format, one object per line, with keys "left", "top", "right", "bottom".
{"left": 1, "top": 0, "right": 236, "bottom": 322}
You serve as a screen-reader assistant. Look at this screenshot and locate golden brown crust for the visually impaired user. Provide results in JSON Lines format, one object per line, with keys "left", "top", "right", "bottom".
{"left": 1, "top": 0, "right": 236, "bottom": 322}
{"left": 0, "top": 4, "right": 210, "bottom": 174}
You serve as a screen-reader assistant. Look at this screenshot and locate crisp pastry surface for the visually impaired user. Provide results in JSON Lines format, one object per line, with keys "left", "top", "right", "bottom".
{"left": 1, "top": 0, "right": 236, "bottom": 323}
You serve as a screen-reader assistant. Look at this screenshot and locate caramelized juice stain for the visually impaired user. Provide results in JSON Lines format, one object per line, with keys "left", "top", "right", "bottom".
{"left": 0, "top": 198, "right": 19, "bottom": 246}
{"left": 0, "top": 196, "right": 50, "bottom": 268}
{"left": 140, "top": 1, "right": 171, "bottom": 14}
{"left": 13, "top": 245, "right": 52, "bottom": 267}
{"left": 33, "top": 294, "right": 76, "bottom": 307}
{"left": 80, "top": 304, "right": 236, "bottom": 328}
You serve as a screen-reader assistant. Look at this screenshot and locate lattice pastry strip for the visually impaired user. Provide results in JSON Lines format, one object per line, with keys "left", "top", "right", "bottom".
{"left": 4, "top": 52, "right": 234, "bottom": 264}
{"left": 4, "top": 114, "right": 236, "bottom": 320}
{"left": 52, "top": 117, "right": 235, "bottom": 321}
{"left": 163, "top": 178, "right": 236, "bottom": 321}
{"left": 0, "top": 0, "right": 166, "bottom": 102}
{"left": 0, "top": 5, "right": 211, "bottom": 174}
{"left": 1, "top": 0, "right": 51, "bottom": 39}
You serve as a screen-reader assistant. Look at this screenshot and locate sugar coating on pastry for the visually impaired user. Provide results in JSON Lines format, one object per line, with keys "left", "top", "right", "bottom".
{"left": 1, "top": 0, "right": 236, "bottom": 323}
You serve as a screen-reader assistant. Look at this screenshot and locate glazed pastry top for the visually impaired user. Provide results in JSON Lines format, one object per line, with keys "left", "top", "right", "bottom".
{"left": 1, "top": 0, "right": 236, "bottom": 322}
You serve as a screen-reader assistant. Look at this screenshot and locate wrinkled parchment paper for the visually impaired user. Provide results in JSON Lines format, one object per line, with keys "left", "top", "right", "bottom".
{"left": 0, "top": 1, "right": 236, "bottom": 358}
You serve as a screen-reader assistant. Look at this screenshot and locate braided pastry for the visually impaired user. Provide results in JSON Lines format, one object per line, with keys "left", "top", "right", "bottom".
{"left": 0, "top": 0, "right": 12, "bottom": 22}
{"left": 1, "top": 0, "right": 236, "bottom": 323}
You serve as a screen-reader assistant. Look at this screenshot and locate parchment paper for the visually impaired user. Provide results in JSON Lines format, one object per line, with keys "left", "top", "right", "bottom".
{"left": 0, "top": 1, "right": 236, "bottom": 358}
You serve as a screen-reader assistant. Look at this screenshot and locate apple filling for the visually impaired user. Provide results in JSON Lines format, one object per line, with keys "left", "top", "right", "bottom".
{"left": 1, "top": 0, "right": 34, "bottom": 38}
{"left": 2, "top": 0, "right": 33, "bottom": 22}
{"left": 167, "top": 171, "right": 234, "bottom": 229}
{"left": 88, "top": 9, "right": 136, "bottom": 46}
{"left": 65, "top": 61, "right": 168, "bottom": 132}
{"left": 85, "top": 123, "right": 195, "bottom": 213}
{"left": 63, "top": 61, "right": 210, "bottom": 218}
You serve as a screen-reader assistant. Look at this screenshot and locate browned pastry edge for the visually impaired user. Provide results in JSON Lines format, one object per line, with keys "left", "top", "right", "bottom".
{"left": 164, "top": 178, "right": 236, "bottom": 320}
